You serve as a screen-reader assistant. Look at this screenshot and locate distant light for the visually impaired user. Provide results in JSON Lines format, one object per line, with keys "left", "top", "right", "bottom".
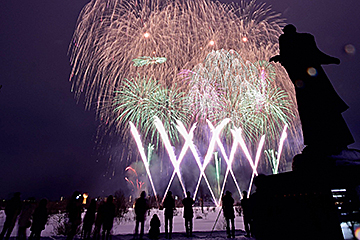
{"left": 344, "top": 44, "right": 356, "bottom": 55}
{"left": 242, "top": 36, "right": 248, "bottom": 42}
{"left": 144, "top": 32, "right": 150, "bottom": 38}
{"left": 82, "top": 193, "right": 88, "bottom": 204}
{"left": 307, "top": 67, "right": 317, "bottom": 76}
{"left": 333, "top": 194, "right": 345, "bottom": 198}
{"left": 331, "top": 189, "right": 346, "bottom": 192}
{"left": 209, "top": 40, "right": 215, "bottom": 46}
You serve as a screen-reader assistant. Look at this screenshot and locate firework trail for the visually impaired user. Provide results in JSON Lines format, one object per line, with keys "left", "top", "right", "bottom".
{"left": 111, "top": 74, "right": 188, "bottom": 148}
{"left": 183, "top": 49, "right": 300, "bottom": 165}
{"left": 69, "top": 0, "right": 297, "bottom": 121}
{"left": 132, "top": 56, "right": 167, "bottom": 66}
{"left": 125, "top": 166, "right": 145, "bottom": 195}
{"left": 69, "top": 0, "right": 304, "bottom": 195}
{"left": 185, "top": 50, "right": 294, "bottom": 139}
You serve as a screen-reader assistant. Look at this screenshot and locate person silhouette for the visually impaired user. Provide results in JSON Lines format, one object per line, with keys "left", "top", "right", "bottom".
{"left": 270, "top": 24, "right": 354, "bottom": 155}
{"left": 240, "top": 191, "right": 251, "bottom": 238}
{"left": 222, "top": 191, "right": 235, "bottom": 238}
{"left": 182, "top": 191, "right": 194, "bottom": 237}
{"left": 66, "top": 191, "right": 83, "bottom": 240}
{"left": 0, "top": 192, "right": 22, "bottom": 240}
{"left": 163, "top": 191, "right": 175, "bottom": 239}
{"left": 93, "top": 200, "right": 105, "bottom": 240}
{"left": 148, "top": 214, "right": 161, "bottom": 239}
{"left": 17, "top": 197, "right": 36, "bottom": 240}
{"left": 82, "top": 198, "right": 96, "bottom": 239}
{"left": 134, "top": 191, "right": 149, "bottom": 239}
{"left": 101, "top": 195, "right": 116, "bottom": 240}
{"left": 29, "top": 199, "right": 48, "bottom": 240}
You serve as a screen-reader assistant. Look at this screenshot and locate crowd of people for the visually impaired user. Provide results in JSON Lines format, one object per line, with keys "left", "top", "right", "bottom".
{"left": 0, "top": 191, "right": 117, "bottom": 240}
{"left": 133, "top": 190, "right": 195, "bottom": 240}
{"left": 65, "top": 191, "right": 116, "bottom": 240}
{"left": 0, "top": 193, "right": 48, "bottom": 240}
{"left": 0, "top": 189, "right": 257, "bottom": 240}
{"left": 133, "top": 189, "right": 255, "bottom": 239}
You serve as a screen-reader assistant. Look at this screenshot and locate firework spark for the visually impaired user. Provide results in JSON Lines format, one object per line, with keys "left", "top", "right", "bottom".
{"left": 110, "top": 75, "right": 188, "bottom": 148}
{"left": 129, "top": 121, "right": 158, "bottom": 202}
{"left": 70, "top": 0, "right": 286, "bottom": 99}
{"left": 184, "top": 49, "right": 295, "bottom": 143}
{"left": 69, "top": 0, "right": 304, "bottom": 197}
{"left": 132, "top": 56, "right": 167, "bottom": 66}
{"left": 125, "top": 166, "right": 145, "bottom": 194}
{"left": 69, "top": 0, "right": 298, "bottom": 139}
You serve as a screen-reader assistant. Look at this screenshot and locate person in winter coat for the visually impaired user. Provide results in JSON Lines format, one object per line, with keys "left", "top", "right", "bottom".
{"left": 148, "top": 214, "right": 161, "bottom": 239}
{"left": 17, "top": 197, "right": 36, "bottom": 240}
{"left": 66, "top": 191, "right": 83, "bottom": 240}
{"left": 101, "top": 195, "right": 116, "bottom": 240}
{"left": 82, "top": 199, "right": 97, "bottom": 239}
{"left": 222, "top": 191, "right": 235, "bottom": 238}
{"left": 182, "top": 191, "right": 194, "bottom": 237}
{"left": 0, "top": 192, "right": 22, "bottom": 240}
{"left": 241, "top": 191, "right": 252, "bottom": 238}
{"left": 134, "top": 191, "right": 149, "bottom": 239}
{"left": 163, "top": 191, "right": 175, "bottom": 239}
{"left": 29, "top": 199, "right": 48, "bottom": 240}
{"left": 93, "top": 200, "right": 105, "bottom": 240}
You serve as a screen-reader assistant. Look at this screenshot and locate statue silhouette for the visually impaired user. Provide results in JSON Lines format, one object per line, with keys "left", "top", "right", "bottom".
{"left": 270, "top": 24, "right": 354, "bottom": 154}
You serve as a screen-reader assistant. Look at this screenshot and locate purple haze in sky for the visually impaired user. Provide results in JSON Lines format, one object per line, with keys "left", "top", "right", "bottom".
{"left": 0, "top": 0, "right": 359, "bottom": 200}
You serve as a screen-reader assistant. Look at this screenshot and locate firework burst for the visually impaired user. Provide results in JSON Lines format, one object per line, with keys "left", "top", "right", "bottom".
{"left": 69, "top": 0, "right": 303, "bottom": 182}
{"left": 110, "top": 74, "right": 188, "bottom": 148}
{"left": 132, "top": 56, "right": 167, "bottom": 66}
{"left": 184, "top": 49, "right": 296, "bottom": 148}
{"left": 70, "top": 0, "right": 288, "bottom": 107}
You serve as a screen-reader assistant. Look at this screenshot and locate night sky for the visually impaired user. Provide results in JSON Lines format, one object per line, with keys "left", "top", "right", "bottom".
{"left": 0, "top": 0, "right": 359, "bottom": 200}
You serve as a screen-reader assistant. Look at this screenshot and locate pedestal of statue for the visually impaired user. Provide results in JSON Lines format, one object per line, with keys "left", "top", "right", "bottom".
{"left": 250, "top": 149, "right": 360, "bottom": 240}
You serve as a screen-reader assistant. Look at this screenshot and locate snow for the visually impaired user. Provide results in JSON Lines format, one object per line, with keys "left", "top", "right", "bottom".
{"left": 1, "top": 207, "right": 250, "bottom": 239}
{"left": 0, "top": 207, "right": 356, "bottom": 239}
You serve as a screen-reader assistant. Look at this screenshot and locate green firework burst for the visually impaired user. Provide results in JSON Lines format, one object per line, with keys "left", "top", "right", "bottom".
{"left": 113, "top": 74, "right": 189, "bottom": 148}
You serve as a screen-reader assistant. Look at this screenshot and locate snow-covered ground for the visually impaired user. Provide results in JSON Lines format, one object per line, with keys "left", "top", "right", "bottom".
{"left": 0, "top": 207, "right": 357, "bottom": 239}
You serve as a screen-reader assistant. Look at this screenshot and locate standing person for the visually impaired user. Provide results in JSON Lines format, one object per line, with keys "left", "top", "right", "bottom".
{"left": 93, "top": 200, "right": 105, "bottom": 240}
{"left": 270, "top": 24, "right": 353, "bottom": 155}
{"left": 82, "top": 199, "right": 97, "bottom": 239}
{"left": 182, "top": 191, "right": 194, "bottom": 237}
{"left": 148, "top": 214, "right": 161, "bottom": 240}
{"left": 222, "top": 191, "right": 235, "bottom": 238}
{"left": 17, "top": 197, "right": 36, "bottom": 240}
{"left": 0, "top": 192, "right": 22, "bottom": 240}
{"left": 241, "top": 191, "right": 251, "bottom": 238}
{"left": 101, "top": 196, "right": 116, "bottom": 240}
{"left": 29, "top": 199, "right": 48, "bottom": 240}
{"left": 134, "top": 191, "right": 148, "bottom": 239}
{"left": 163, "top": 191, "right": 175, "bottom": 239}
{"left": 66, "top": 191, "right": 83, "bottom": 240}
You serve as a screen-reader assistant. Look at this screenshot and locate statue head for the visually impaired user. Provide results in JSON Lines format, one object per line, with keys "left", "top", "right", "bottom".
{"left": 283, "top": 24, "right": 297, "bottom": 34}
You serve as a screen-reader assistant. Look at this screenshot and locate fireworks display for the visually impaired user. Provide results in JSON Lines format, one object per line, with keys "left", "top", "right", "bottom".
{"left": 132, "top": 56, "right": 167, "bottom": 66}
{"left": 69, "top": 0, "right": 303, "bottom": 200}
{"left": 111, "top": 74, "right": 188, "bottom": 148}
{"left": 184, "top": 50, "right": 295, "bottom": 143}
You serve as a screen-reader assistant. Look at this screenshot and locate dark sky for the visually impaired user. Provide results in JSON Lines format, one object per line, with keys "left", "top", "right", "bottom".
{"left": 0, "top": 0, "right": 359, "bottom": 200}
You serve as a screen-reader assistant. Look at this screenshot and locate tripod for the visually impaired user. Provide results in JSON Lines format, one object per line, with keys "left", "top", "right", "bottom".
{"left": 209, "top": 207, "right": 222, "bottom": 236}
